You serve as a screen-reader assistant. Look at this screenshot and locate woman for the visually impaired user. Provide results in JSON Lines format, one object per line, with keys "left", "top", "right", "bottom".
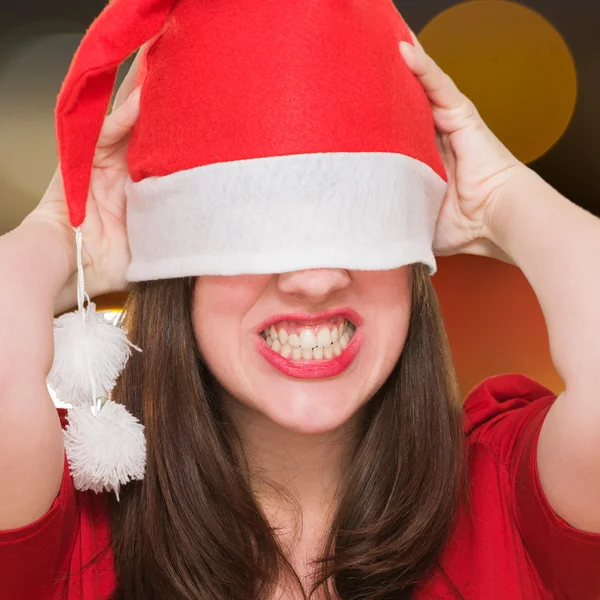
{"left": 1, "top": 1, "right": 600, "bottom": 598}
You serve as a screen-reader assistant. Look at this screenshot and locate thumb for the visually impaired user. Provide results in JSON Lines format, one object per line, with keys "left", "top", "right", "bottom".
{"left": 97, "top": 86, "right": 141, "bottom": 151}
{"left": 111, "top": 44, "right": 147, "bottom": 112}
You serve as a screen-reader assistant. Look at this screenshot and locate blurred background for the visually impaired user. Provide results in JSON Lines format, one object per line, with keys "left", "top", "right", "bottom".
{"left": 0, "top": 0, "right": 598, "bottom": 398}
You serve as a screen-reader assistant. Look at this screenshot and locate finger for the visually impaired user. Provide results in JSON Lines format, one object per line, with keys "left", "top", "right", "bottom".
{"left": 98, "top": 86, "right": 141, "bottom": 149}
{"left": 112, "top": 44, "right": 147, "bottom": 112}
{"left": 399, "top": 39, "right": 465, "bottom": 113}
{"left": 435, "top": 132, "right": 456, "bottom": 172}
{"left": 406, "top": 27, "right": 420, "bottom": 48}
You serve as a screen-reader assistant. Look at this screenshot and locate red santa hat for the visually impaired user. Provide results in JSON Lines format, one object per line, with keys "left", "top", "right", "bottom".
{"left": 49, "top": 0, "right": 447, "bottom": 497}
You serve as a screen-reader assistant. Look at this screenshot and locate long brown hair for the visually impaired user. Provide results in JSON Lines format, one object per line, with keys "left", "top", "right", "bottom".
{"left": 106, "top": 263, "right": 467, "bottom": 599}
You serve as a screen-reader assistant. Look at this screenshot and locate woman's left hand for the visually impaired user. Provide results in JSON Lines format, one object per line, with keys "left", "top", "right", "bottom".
{"left": 399, "top": 33, "right": 525, "bottom": 261}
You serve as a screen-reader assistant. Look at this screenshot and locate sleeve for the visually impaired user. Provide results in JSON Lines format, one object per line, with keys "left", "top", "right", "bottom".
{"left": 0, "top": 409, "right": 78, "bottom": 600}
{"left": 464, "top": 373, "right": 600, "bottom": 600}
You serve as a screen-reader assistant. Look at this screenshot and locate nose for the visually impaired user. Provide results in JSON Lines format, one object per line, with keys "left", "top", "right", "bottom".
{"left": 277, "top": 268, "right": 351, "bottom": 303}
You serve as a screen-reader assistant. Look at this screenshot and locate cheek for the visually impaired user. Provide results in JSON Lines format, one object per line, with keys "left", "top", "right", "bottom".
{"left": 195, "top": 318, "right": 238, "bottom": 373}
{"left": 193, "top": 286, "right": 237, "bottom": 366}
{"left": 381, "top": 317, "right": 409, "bottom": 357}
{"left": 191, "top": 275, "right": 268, "bottom": 391}
{"left": 382, "top": 304, "right": 411, "bottom": 355}
{"left": 354, "top": 306, "right": 411, "bottom": 389}
{"left": 193, "top": 304, "right": 254, "bottom": 404}
{"left": 350, "top": 272, "right": 412, "bottom": 386}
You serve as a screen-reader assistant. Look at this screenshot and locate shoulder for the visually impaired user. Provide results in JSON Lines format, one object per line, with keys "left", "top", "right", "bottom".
{"left": 462, "top": 373, "right": 557, "bottom": 460}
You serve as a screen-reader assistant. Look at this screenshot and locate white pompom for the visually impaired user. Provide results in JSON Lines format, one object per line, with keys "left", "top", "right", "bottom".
{"left": 64, "top": 400, "right": 147, "bottom": 500}
{"left": 47, "top": 302, "right": 141, "bottom": 406}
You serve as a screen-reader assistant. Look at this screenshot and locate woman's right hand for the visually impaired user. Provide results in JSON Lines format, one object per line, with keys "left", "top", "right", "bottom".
{"left": 23, "top": 50, "right": 144, "bottom": 307}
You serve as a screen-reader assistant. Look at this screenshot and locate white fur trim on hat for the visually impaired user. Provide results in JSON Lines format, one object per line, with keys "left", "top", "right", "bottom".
{"left": 125, "top": 152, "right": 446, "bottom": 281}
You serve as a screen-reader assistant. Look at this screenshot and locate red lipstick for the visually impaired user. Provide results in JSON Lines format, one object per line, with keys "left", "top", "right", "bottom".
{"left": 254, "top": 307, "right": 363, "bottom": 379}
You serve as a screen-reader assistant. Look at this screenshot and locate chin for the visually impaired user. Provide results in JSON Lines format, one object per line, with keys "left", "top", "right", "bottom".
{"left": 254, "top": 386, "right": 364, "bottom": 434}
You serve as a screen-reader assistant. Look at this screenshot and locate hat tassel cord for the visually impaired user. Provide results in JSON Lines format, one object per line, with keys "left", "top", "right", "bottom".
{"left": 46, "top": 227, "right": 146, "bottom": 500}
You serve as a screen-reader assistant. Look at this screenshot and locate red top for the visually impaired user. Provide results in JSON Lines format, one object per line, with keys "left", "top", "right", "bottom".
{"left": 2, "top": 373, "right": 600, "bottom": 599}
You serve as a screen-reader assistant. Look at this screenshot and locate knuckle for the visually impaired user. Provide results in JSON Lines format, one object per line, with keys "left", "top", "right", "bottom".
{"left": 458, "top": 97, "right": 478, "bottom": 122}
{"left": 467, "top": 100, "right": 482, "bottom": 122}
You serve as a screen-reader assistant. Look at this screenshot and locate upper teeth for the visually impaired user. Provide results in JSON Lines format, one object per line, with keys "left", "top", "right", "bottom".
{"left": 300, "top": 330, "right": 318, "bottom": 349}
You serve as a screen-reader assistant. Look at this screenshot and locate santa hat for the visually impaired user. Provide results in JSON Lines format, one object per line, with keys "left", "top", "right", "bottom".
{"left": 48, "top": 0, "right": 447, "bottom": 497}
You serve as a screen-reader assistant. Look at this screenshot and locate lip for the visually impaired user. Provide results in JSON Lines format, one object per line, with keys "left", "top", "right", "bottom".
{"left": 254, "top": 307, "right": 364, "bottom": 379}
{"left": 254, "top": 307, "right": 364, "bottom": 334}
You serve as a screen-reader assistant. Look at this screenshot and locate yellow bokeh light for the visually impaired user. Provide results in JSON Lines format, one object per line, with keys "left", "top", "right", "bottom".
{"left": 418, "top": 0, "right": 577, "bottom": 164}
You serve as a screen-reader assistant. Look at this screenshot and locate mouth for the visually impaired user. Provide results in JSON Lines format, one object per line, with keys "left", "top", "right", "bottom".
{"left": 260, "top": 317, "right": 356, "bottom": 360}
{"left": 255, "top": 309, "right": 363, "bottom": 379}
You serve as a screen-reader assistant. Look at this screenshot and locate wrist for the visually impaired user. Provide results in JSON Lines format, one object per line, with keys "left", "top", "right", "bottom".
{"left": 20, "top": 213, "right": 78, "bottom": 277}
{"left": 482, "top": 164, "right": 536, "bottom": 249}
{"left": 449, "top": 236, "right": 516, "bottom": 266}
{"left": 18, "top": 216, "right": 80, "bottom": 315}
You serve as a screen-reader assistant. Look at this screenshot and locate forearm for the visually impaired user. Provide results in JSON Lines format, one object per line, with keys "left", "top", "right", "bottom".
{"left": 485, "top": 166, "right": 600, "bottom": 394}
{"left": 0, "top": 220, "right": 76, "bottom": 381}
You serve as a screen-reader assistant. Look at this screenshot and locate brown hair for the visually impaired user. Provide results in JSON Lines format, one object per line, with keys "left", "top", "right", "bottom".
{"left": 106, "top": 263, "right": 468, "bottom": 599}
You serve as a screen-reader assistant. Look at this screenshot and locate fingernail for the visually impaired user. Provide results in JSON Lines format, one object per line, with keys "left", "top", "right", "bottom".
{"left": 399, "top": 41, "right": 415, "bottom": 57}
{"left": 129, "top": 87, "right": 141, "bottom": 101}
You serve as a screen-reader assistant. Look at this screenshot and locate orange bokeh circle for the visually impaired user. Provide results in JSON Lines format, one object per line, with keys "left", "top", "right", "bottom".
{"left": 419, "top": 0, "right": 577, "bottom": 164}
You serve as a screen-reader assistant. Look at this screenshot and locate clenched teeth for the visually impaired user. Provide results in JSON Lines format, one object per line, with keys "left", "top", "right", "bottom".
{"left": 262, "top": 319, "right": 356, "bottom": 361}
